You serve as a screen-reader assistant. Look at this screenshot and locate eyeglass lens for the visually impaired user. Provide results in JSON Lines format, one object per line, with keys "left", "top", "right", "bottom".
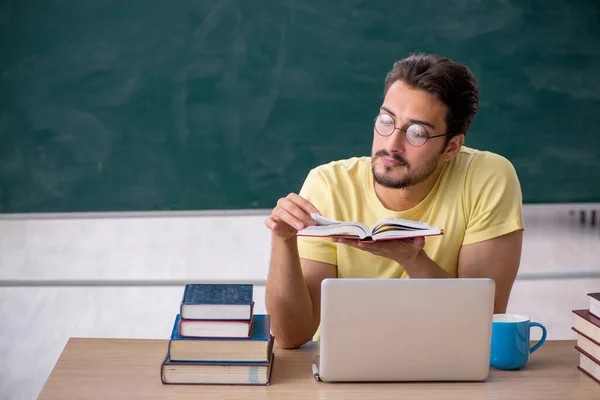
{"left": 374, "top": 114, "right": 428, "bottom": 146}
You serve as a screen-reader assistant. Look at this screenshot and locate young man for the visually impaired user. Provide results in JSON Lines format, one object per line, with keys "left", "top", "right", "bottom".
{"left": 264, "top": 54, "right": 524, "bottom": 349}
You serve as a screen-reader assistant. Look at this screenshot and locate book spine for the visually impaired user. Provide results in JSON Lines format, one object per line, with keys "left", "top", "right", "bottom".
{"left": 572, "top": 327, "right": 600, "bottom": 347}
{"left": 577, "top": 366, "right": 600, "bottom": 384}
{"left": 160, "top": 351, "right": 170, "bottom": 385}
{"left": 576, "top": 345, "right": 600, "bottom": 366}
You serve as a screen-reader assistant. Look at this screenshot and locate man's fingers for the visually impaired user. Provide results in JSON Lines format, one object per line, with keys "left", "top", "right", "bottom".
{"left": 412, "top": 237, "right": 425, "bottom": 246}
{"left": 287, "top": 193, "right": 321, "bottom": 216}
{"left": 399, "top": 237, "right": 425, "bottom": 248}
{"left": 265, "top": 217, "right": 278, "bottom": 231}
{"left": 268, "top": 193, "right": 321, "bottom": 233}
{"left": 276, "top": 198, "right": 314, "bottom": 229}
{"left": 272, "top": 206, "right": 307, "bottom": 230}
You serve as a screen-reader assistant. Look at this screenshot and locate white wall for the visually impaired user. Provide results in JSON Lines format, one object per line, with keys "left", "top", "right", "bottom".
{"left": 0, "top": 204, "right": 599, "bottom": 399}
{"left": 0, "top": 211, "right": 272, "bottom": 281}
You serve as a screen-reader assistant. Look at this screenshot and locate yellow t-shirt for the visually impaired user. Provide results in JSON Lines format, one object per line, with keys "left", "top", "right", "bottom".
{"left": 297, "top": 147, "right": 524, "bottom": 339}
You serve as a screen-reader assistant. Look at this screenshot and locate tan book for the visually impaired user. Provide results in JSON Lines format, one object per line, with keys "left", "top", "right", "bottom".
{"left": 575, "top": 346, "right": 600, "bottom": 384}
{"left": 161, "top": 351, "right": 274, "bottom": 385}
{"left": 572, "top": 329, "right": 600, "bottom": 364}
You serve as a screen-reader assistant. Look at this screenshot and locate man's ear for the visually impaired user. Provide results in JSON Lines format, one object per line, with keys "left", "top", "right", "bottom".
{"left": 441, "top": 134, "right": 465, "bottom": 161}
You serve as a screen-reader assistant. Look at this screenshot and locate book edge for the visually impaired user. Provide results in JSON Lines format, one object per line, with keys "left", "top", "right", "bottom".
{"left": 575, "top": 345, "right": 600, "bottom": 366}
{"left": 168, "top": 335, "right": 274, "bottom": 363}
{"left": 160, "top": 353, "right": 275, "bottom": 385}
{"left": 372, "top": 217, "right": 437, "bottom": 231}
{"left": 171, "top": 314, "right": 271, "bottom": 341}
{"left": 310, "top": 213, "right": 370, "bottom": 235}
{"left": 573, "top": 309, "right": 600, "bottom": 329}
{"left": 180, "top": 302, "right": 254, "bottom": 320}
{"left": 164, "top": 359, "right": 271, "bottom": 367}
{"left": 178, "top": 318, "right": 254, "bottom": 339}
{"left": 296, "top": 230, "right": 443, "bottom": 241}
{"left": 179, "top": 317, "right": 252, "bottom": 323}
{"left": 370, "top": 229, "right": 443, "bottom": 241}
{"left": 572, "top": 327, "right": 600, "bottom": 348}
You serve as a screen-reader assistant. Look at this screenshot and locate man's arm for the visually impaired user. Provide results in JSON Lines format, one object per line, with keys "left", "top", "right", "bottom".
{"left": 265, "top": 236, "right": 336, "bottom": 349}
{"left": 457, "top": 230, "right": 523, "bottom": 313}
{"left": 335, "top": 229, "right": 522, "bottom": 313}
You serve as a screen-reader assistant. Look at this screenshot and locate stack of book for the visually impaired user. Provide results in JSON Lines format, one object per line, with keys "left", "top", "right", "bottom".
{"left": 572, "top": 292, "right": 600, "bottom": 384}
{"left": 161, "top": 283, "right": 275, "bottom": 385}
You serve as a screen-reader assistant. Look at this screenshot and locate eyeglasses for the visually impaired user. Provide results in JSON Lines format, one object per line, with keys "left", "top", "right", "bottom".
{"left": 374, "top": 113, "right": 452, "bottom": 147}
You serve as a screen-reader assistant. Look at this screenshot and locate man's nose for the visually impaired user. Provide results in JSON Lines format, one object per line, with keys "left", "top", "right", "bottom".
{"left": 385, "top": 129, "right": 407, "bottom": 153}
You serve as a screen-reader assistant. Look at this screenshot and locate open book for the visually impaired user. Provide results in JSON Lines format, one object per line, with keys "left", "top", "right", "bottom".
{"left": 296, "top": 213, "right": 443, "bottom": 241}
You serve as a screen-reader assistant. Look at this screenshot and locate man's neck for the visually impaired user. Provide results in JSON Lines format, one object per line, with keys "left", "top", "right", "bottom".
{"left": 374, "top": 165, "right": 444, "bottom": 212}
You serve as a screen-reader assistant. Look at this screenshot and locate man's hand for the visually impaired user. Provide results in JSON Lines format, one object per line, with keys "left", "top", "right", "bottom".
{"left": 333, "top": 236, "right": 451, "bottom": 278}
{"left": 332, "top": 236, "right": 425, "bottom": 266}
{"left": 265, "top": 193, "right": 321, "bottom": 241}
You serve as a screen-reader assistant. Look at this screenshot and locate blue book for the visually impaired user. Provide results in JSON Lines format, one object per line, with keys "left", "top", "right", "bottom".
{"left": 180, "top": 283, "right": 254, "bottom": 320}
{"left": 168, "top": 314, "right": 274, "bottom": 363}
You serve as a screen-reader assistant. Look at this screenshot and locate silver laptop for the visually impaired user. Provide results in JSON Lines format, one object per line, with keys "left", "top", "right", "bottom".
{"left": 312, "top": 278, "right": 495, "bottom": 382}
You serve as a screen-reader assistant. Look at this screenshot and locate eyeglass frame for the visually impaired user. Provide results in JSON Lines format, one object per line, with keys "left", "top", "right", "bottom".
{"left": 373, "top": 113, "right": 454, "bottom": 147}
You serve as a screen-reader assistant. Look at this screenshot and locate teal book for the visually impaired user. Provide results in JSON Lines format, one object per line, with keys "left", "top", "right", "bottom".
{"left": 161, "top": 351, "right": 274, "bottom": 385}
{"left": 180, "top": 283, "right": 254, "bottom": 320}
{"left": 168, "top": 314, "right": 274, "bottom": 363}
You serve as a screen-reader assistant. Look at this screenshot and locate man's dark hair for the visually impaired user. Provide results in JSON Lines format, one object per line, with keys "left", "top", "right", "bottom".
{"left": 384, "top": 53, "right": 479, "bottom": 137}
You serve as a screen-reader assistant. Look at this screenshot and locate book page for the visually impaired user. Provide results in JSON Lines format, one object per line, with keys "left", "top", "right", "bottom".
{"left": 310, "top": 213, "right": 343, "bottom": 226}
{"left": 371, "top": 218, "right": 433, "bottom": 234}
{"left": 295, "top": 214, "right": 369, "bottom": 238}
{"left": 310, "top": 214, "right": 369, "bottom": 232}
{"left": 371, "top": 227, "right": 442, "bottom": 240}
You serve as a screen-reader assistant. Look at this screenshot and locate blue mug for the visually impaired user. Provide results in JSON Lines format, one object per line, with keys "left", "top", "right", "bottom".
{"left": 490, "top": 313, "right": 547, "bottom": 370}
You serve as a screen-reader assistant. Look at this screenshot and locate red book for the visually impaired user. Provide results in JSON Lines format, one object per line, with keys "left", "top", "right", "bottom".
{"left": 297, "top": 214, "right": 443, "bottom": 241}
{"left": 572, "top": 310, "right": 600, "bottom": 346}
{"left": 572, "top": 327, "right": 600, "bottom": 369}
{"left": 575, "top": 345, "right": 600, "bottom": 384}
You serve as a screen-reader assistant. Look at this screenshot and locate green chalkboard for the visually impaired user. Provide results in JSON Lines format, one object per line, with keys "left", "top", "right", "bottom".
{"left": 1, "top": 0, "right": 599, "bottom": 212}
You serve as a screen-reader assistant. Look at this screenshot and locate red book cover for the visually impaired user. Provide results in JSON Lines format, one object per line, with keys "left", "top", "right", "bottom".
{"left": 589, "top": 293, "right": 600, "bottom": 301}
{"left": 572, "top": 310, "right": 600, "bottom": 328}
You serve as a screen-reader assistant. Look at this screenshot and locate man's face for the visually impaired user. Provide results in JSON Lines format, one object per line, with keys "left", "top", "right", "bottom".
{"left": 371, "top": 80, "right": 449, "bottom": 189}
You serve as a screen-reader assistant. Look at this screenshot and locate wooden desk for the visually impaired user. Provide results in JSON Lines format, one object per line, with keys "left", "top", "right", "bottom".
{"left": 39, "top": 338, "right": 598, "bottom": 399}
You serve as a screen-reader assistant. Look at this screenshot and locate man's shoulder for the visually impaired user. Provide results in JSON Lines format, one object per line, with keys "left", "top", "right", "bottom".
{"left": 450, "top": 146, "right": 521, "bottom": 204}
{"left": 453, "top": 146, "right": 516, "bottom": 176}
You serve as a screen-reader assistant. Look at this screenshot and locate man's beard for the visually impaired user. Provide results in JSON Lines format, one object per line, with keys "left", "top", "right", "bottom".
{"left": 371, "top": 150, "right": 440, "bottom": 189}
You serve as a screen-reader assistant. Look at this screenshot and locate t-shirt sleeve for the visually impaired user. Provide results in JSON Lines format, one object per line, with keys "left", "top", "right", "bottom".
{"left": 463, "top": 152, "right": 525, "bottom": 245}
{"left": 296, "top": 168, "right": 338, "bottom": 266}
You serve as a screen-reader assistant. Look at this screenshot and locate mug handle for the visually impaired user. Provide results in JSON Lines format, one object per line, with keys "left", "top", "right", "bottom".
{"left": 529, "top": 322, "right": 547, "bottom": 354}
